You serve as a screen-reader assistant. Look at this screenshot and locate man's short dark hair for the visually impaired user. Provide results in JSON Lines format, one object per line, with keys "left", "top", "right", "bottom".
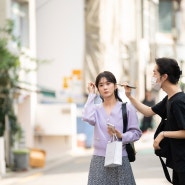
{"left": 155, "top": 57, "right": 182, "bottom": 84}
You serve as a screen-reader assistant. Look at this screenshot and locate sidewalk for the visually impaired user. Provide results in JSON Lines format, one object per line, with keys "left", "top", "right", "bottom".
{"left": 0, "top": 147, "right": 93, "bottom": 184}
{"left": 135, "top": 130, "right": 154, "bottom": 150}
{"left": 134, "top": 131, "right": 170, "bottom": 185}
{"left": 0, "top": 131, "right": 169, "bottom": 185}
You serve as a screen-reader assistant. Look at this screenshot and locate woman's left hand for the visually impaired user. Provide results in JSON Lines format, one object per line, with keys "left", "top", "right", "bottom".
{"left": 107, "top": 127, "right": 122, "bottom": 140}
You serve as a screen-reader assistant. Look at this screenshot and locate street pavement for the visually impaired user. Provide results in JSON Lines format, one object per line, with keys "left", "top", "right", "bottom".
{"left": 132, "top": 131, "right": 171, "bottom": 185}
{"left": 0, "top": 131, "right": 171, "bottom": 185}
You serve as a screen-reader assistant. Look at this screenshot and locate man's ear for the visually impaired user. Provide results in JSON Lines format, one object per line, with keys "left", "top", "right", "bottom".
{"left": 163, "top": 73, "right": 168, "bottom": 80}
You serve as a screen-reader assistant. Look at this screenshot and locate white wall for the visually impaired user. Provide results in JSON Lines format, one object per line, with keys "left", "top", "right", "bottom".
{"left": 36, "top": 0, "right": 85, "bottom": 91}
{"left": 34, "top": 103, "right": 77, "bottom": 160}
{"left": 120, "top": 0, "right": 136, "bottom": 43}
{"left": 35, "top": 103, "right": 77, "bottom": 136}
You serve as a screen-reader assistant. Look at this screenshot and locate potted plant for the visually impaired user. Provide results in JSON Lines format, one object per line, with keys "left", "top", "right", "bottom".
{"left": 12, "top": 126, "right": 31, "bottom": 171}
{"left": 12, "top": 148, "right": 30, "bottom": 171}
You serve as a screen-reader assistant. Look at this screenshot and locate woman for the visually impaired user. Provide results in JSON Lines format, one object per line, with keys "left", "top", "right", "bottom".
{"left": 82, "top": 71, "right": 142, "bottom": 185}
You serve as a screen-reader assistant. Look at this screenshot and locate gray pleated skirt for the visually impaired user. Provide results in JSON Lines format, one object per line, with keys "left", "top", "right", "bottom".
{"left": 87, "top": 155, "right": 136, "bottom": 185}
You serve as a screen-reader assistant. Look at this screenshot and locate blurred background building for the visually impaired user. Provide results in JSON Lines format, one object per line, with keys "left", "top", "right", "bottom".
{"left": 1, "top": 0, "right": 185, "bottom": 169}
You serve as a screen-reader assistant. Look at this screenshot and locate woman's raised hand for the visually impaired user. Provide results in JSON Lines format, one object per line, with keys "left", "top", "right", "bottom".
{"left": 87, "top": 82, "right": 95, "bottom": 93}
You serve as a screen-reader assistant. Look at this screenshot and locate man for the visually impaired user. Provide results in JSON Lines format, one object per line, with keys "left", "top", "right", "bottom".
{"left": 123, "top": 57, "right": 185, "bottom": 185}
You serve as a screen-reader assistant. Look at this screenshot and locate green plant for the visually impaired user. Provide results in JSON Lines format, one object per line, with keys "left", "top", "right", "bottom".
{"left": 13, "top": 148, "right": 30, "bottom": 154}
{"left": 0, "top": 20, "right": 21, "bottom": 144}
{"left": 0, "top": 19, "right": 49, "bottom": 145}
{"left": 0, "top": 19, "right": 53, "bottom": 147}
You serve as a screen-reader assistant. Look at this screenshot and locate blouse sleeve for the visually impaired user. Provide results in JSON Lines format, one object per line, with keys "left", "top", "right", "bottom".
{"left": 82, "top": 93, "right": 98, "bottom": 126}
{"left": 122, "top": 102, "right": 142, "bottom": 144}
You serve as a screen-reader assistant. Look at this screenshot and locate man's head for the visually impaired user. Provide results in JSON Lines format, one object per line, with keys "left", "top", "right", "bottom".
{"left": 151, "top": 57, "right": 182, "bottom": 91}
{"left": 155, "top": 57, "right": 182, "bottom": 84}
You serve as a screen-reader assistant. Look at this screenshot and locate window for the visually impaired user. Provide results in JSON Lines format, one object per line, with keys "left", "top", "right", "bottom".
{"left": 142, "top": 0, "right": 158, "bottom": 41}
{"left": 11, "top": 0, "right": 29, "bottom": 48}
{"left": 158, "top": 0, "right": 173, "bottom": 33}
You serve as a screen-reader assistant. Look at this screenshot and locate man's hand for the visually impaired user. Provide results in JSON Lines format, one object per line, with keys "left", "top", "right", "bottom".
{"left": 153, "top": 132, "right": 164, "bottom": 150}
{"left": 121, "top": 82, "right": 132, "bottom": 98}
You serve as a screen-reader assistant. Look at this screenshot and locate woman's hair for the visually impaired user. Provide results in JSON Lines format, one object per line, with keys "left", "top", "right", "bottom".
{"left": 95, "top": 71, "right": 122, "bottom": 102}
{"left": 155, "top": 57, "right": 182, "bottom": 84}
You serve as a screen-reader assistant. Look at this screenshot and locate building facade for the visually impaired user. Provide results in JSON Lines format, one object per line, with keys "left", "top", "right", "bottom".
{"left": 1, "top": 0, "right": 185, "bottom": 163}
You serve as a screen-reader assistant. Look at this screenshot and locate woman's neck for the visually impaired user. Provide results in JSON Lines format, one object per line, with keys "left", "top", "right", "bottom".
{"left": 103, "top": 97, "right": 117, "bottom": 106}
{"left": 103, "top": 97, "right": 118, "bottom": 115}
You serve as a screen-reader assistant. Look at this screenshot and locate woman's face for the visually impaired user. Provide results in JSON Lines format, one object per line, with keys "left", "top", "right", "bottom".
{"left": 97, "top": 77, "right": 116, "bottom": 99}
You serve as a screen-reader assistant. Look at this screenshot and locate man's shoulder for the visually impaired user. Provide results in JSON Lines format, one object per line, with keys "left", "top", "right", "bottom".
{"left": 171, "top": 92, "right": 185, "bottom": 107}
{"left": 174, "top": 92, "right": 185, "bottom": 100}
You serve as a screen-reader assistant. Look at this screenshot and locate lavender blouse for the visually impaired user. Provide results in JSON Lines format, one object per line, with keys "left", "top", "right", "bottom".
{"left": 82, "top": 93, "right": 142, "bottom": 157}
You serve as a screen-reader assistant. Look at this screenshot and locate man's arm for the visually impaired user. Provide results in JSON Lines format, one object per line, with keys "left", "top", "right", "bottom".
{"left": 163, "top": 130, "right": 185, "bottom": 139}
{"left": 128, "top": 96, "right": 155, "bottom": 117}
{"left": 153, "top": 130, "right": 185, "bottom": 150}
{"left": 123, "top": 85, "right": 155, "bottom": 117}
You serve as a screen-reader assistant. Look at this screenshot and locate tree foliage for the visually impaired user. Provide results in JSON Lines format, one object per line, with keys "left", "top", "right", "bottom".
{"left": 0, "top": 20, "right": 22, "bottom": 143}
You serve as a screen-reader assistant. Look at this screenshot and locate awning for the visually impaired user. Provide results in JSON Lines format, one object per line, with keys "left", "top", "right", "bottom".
{"left": 15, "top": 81, "right": 56, "bottom": 97}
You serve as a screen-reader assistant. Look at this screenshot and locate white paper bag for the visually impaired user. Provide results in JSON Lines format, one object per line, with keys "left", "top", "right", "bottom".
{"left": 104, "top": 140, "right": 122, "bottom": 167}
